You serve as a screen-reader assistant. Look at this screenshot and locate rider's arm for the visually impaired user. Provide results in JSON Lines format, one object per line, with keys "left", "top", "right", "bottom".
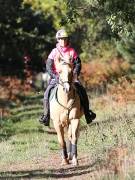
{"left": 46, "top": 58, "right": 56, "bottom": 78}
{"left": 73, "top": 57, "right": 82, "bottom": 76}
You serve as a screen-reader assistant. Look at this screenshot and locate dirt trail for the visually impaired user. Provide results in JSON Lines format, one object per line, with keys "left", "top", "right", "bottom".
{"left": 0, "top": 148, "right": 133, "bottom": 179}
{"left": 0, "top": 152, "right": 102, "bottom": 180}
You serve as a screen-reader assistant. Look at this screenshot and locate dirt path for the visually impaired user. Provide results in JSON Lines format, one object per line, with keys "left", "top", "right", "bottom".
{"left": 0, "top": 152, "right": 102, "bottom": 180}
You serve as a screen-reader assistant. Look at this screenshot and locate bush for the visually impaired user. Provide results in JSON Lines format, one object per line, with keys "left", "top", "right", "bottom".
{"left": 80, "top": 58, "right": 131, "bottom": 89}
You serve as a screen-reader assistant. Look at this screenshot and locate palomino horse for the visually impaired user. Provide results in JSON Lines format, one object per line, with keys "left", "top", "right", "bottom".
{"left": 50, "top": 56, "right": 83, "bottom": 166}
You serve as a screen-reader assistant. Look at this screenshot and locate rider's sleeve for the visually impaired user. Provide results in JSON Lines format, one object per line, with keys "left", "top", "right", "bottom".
{"left": 73, "top": 57, "right": 82, "bottom": 76}
{"left": 46, "top": 58, "right": 55, "bottom": 78}
{"left": 46, "top": 48, "right": 57, "bottom": 78}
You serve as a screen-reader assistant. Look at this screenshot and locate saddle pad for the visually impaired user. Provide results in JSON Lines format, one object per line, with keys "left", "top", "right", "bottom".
{"left": 49, "top": 86, "right": 58, "bottom": 102}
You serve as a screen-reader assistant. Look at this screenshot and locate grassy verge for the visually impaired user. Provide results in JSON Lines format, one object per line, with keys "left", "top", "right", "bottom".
{"left": 0, "top": 93, "right": 59, "bottom": 166}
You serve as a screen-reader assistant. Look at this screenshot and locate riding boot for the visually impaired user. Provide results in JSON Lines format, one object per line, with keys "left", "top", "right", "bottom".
{"left": 74, "top": 82, "right": 96, "bottom": 124}
{"left": 39, "top": 99, "right": 50, "bottom": 126}
{"left": 39, "top": 79, "right": 56, "bottom": 126}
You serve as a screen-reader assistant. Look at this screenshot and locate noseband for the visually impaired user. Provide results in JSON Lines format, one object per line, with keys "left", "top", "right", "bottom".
{"left": 59, "top": 78, "right": 71, "bottom": 86}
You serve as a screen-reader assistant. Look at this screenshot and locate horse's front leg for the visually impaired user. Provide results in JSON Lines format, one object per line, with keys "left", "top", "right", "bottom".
{"left": 67, "top": 124, "right": 72, "bottom": 160}
{"left": 53, "top": 121, "right": 69, "bottom": 165}
{"left": 60, "top": 141, "right": 69, "bottom": 165}
{"left": 71, "top": 118, "right": 79, "bottom": 166}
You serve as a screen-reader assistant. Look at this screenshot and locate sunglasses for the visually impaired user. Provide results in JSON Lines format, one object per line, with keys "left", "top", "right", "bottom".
{"left": 58, "top": 37, "right": 68, "bottom": 40}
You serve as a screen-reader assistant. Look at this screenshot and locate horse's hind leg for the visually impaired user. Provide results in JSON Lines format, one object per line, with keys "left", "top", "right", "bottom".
{"left": 71, "top": 119, "right": 79, "bottom": 166}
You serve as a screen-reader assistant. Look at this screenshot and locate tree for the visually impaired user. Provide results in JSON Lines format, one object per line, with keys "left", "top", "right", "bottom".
{"left": 63, "top": 0, "right": 135, "bottom": 64}
{"left": 0, "top": 0, "right": 55, "bottom": 75}
{"left": 63, "top": 0, "right": 135, "bottom": 34}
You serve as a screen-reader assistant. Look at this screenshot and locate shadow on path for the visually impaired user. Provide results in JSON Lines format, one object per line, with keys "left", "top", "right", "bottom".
{"left": 0, "top": 161, "right": 98, "bottom": 179}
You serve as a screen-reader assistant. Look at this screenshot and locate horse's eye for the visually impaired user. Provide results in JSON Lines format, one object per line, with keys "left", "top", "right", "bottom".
{"left": 60, "top": 58, "right": 64, "bottom": 62}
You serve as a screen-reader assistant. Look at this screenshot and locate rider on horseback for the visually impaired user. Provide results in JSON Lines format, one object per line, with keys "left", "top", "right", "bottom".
{"left": 39, "top": 29, "right": 96, "bottom": 126}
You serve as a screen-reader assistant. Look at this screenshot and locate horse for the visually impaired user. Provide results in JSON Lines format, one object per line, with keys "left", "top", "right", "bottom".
{"left": 49, "top": 56, "right": 84, "bottom": 166}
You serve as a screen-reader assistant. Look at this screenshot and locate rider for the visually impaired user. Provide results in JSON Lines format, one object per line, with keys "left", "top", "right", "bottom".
{"left": 39, "top": 29, "right": 96, "bottom": 126}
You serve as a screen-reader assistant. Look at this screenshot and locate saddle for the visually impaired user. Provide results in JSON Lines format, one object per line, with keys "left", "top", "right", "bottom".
{"left": 49, "top": 85, "right": 58, "bottom": 102}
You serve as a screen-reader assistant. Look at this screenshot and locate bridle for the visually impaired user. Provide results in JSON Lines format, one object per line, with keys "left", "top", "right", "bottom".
{"left": 58, "top": 59, "right": 73, "bottom": 88}
{"left": 55, "top": 59, "right": 76, "bottom": 115}
{"left": 59, "top": 77, "right": 72, "bottom": 87}
{"left": 55, "top": 86, "right": 76, "bottom": 115}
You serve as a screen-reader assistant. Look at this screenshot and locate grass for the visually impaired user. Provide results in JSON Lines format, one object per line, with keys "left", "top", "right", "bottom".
{"left": 0, "top": 92, "right": 135, "bottom": 179}
{"left": 0, "top": 93, "right": 59, "bottom": 167}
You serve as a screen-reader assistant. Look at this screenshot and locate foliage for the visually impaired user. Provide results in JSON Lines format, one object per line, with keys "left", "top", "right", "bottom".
{"left": 23, "top": 0, "right": 118, "bottom": 61}
{"left": 23, "top": 0, "right": 67, "bottom": 29}
{"left": 81, "top": 58, "right": 131, "bottom": 89}
{"left": 116, "top": 25, "right": 135, "bottom": 72}
{"left": 0, "top": 0, "right": 55, "bottom": 74}
{"left": 64, "top": 0, "right": 135, "bottom": 64}
{"left": 64, "top": 0, "right": 135, "bottom": 35}
{"left": 107, "top": 77, "right": 135, "bottom": 103}
{"left": 0, "top": 0, "right": 135, "bottom": 83}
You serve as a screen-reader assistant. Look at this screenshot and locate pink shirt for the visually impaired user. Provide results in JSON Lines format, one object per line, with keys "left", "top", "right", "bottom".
{"left": 48, "top": 43, "right": 78, "bottom": 74}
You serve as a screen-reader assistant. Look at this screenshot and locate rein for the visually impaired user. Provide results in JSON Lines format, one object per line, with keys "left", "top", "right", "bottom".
{"left": 55, "top": 86, "right": 76, "bottom": 116}
{"left": 55, "top": 55, "right": 75, "bottom": 115}
{"left": 58, "top": 77, "right": 72, "bottom": 87}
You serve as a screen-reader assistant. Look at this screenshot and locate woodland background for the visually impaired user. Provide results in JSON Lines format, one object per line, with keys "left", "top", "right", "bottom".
{"left": 0, "top": 0, "right": 135, "bottom": 106}
{"left": 0, "top": 1, "right": 135, "bottom": 179}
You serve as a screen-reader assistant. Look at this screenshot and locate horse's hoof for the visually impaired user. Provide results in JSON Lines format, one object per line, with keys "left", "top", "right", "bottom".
{"left": 61, "top": 158, "right": 69, "bottom": 165}
{"left": 67, "top": 154, "right": 72, "bottom": 161}
{"left": 67, "top": 157, "right": 72, "bottom": 161}
{"left": 72, "top": 159, "right": 78, "bottom": 166}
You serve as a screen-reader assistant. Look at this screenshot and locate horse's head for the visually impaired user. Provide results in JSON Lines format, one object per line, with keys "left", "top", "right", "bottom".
{"left": 58, "top": 56, "right": 73, "bottom": 93}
